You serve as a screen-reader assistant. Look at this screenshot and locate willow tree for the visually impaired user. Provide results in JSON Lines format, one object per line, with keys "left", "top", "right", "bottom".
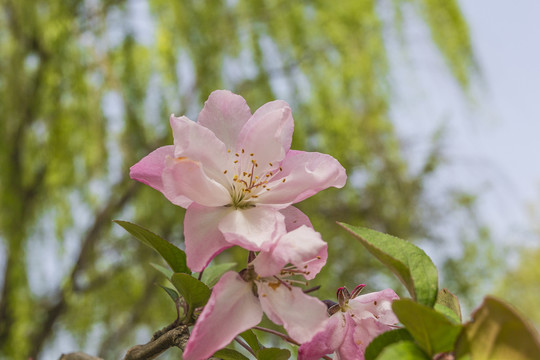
{"left": 0, "top": 0, "right": 474, "bottom": 358}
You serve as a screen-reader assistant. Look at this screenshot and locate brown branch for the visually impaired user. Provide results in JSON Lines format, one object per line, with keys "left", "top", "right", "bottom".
{"left": 122, "top": 325, "right": 190, "bottom": 360}
{"left": 58, "top": 352, "right": 103, "bottom": 360}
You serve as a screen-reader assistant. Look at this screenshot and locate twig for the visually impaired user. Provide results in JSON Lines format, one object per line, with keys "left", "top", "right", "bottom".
{"left": 123, "top": 325, "right": 189, "bottom": 360}
{"left": 234, "top": 337, "right": 256, "bottom": 356}
{"left": 252, "top": 326, "right": 300, "bottom": 346}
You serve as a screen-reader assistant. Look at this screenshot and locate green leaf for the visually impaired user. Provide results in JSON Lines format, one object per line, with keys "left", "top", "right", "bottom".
{"left": 375, "top": 341, "right": 430, "bottom": 360}
{"left": 455, "top": 296, "right": 540, "bottom": 360}
{"left": 114, "top": 221, "right": 190, "bottom": 274}
{"left": 150, "top": 262, "right": 174, "bottom": 279}
{"left": 435, "top": 288, "right": 461, "bottom": 324}
{"left": 257, "top": 348, "right": 290, "bottom": 360}
{"left": 240, "top": 329, "right": 261, "bottom": 352}
{"left": 213, "top": 348, "right": 250, "bottom": 360}
{"left": 365, "top": 328, "right": 414, "bottom": 360}
{"left": 158, "top": 284, "right": 179, "bottom": 302}
{"left": 338, "top": 223, "right": 438, "bottom": 307}
{"left": 392, "top": 299, "right": 462, "bottom": 356}
{"left": 171, "top": 273, "right": 211, "bottom": 311}
{"left": 201, "top": 262, "right": 238, "bottom": 288}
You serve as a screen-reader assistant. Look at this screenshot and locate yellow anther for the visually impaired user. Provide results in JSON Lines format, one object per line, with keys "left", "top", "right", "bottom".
{"left": 227, "top": 149, "right": 231, "bottom": 153}
{"left": 252, "top": 195, "right": 258, "bottom": 198}
{"left": 266, "top": 188, "right": 271, "bottom": 191}
{"left": 255, "top": 176, "right": 259, "bottom": 179}
{"left": 279, "top": 167, "right": 283, "bottom": 171}
{"left": 265, "top": 174, "right": 270, "bottom": 177}
{"left": 233, "top": 175, "right": 239, "bottom": 181}
{"left": 316, "top": 256, "right": 321, "bottom": 259}
{"left": 223, "top": 170, "right": 228, "bottom": 174}
{"left": 250, "top": 153, "right": 254, "bottom": 156}
{"left": 269, "top": 172, "right": 273, "bottom": 176}
{"left": 282, "top": 178, "right": 286, "bottom": 183}
{"left": 234, "top": 160, "right": 238, "bottom": 164}
{"left": 269, "top": 162, "right": 273, "bottom": 166}
{"left": 235, "top": 153, "right": 239, "bottom": 157}
{"left": 243, "top": 172, "right": 247, "bottom": 176}
{"left": 242, "top": 149, "right": 245, "bottom": 153}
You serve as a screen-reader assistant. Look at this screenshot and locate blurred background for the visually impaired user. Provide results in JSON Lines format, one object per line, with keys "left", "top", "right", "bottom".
{"left": 1, "top": 0, "right": 539, "bottom": 358}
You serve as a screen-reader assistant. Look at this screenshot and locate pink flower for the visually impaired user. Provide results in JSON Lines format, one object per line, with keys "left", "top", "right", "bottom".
{"left": 182, "top": 225, "right": 329, "bottom": 360}
{"left": 298, "top": 285, "right": 399, "bottom": 360}
{"left": 130, "top": 90, "right": 346, "bottom": 272}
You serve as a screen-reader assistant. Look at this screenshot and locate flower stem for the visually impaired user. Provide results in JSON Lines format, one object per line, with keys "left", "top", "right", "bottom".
{"left": 234, "top": 337, "right": 256, "bottom": 356}
{"left": 252, "top": 326, "right": 300, "bottom": 346}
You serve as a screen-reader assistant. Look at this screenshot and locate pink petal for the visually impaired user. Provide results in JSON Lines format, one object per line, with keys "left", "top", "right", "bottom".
{"left": 258, "top": 282, "right": 328, "bottom": 343}
{"left": 162, "top": 158, "right": 231, "bottom": 207}
{"left": 258, "top": 150, "right": 347, "bottom": 206}
{"left": 236, "top": 101, "right": 293, "bottom": 172}
{"left": 184, "top": 204, "right": 234, "bottom": 272}
{"left": 218, "top": 206, "right": 285, "bottom": 251}
{"left": 280, "top": 206, "right": 313, "bottom": 231}
{"left": 298, "top": 315, "right": 344, "bottom": 360}
{"left": 183, "top": 271, "right": 263, "bottom": 360}
{"left": 130, "top": 146, "right": 193, "bottom": 208}
{"left": 348, "top": 288, "right": 399, "bottom": 325}
{"left": 197, "top": 90, "right": 252, "bottom": 149}
{"left": 252, "top": 226, "right": 327, "bottom": 279}
{"left": 169, "top": 115, "right": 230, "bottom": 184}
{"left": 335, "top": 315, "right": 365, "bottom": 360}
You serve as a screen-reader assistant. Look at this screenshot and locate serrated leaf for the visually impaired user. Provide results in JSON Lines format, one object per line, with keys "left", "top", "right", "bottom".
{"left": 393, "top": 299, "right": 462, "bottom": 356}
{"left": 375, "top": 341, "right": 430, "bottom": 360}
{"left": 201, "top": 262, "right": 237, "bottom": 288}
{"left": 171, "top": 273, "right": 211, "bottom": 311}
{"left": 150, "top": 262, "right": 174, "bottom": 279}
{"left": 114, "top": 221, "right": 190, "bottom": 274}
{"left": 158, "top": 284, "right": 179, "bottom": 302}
{"left": 240, "top": 330, "right": 260, "bottom": 352}
{"left": 365, "top": 328, "right": 414, "bottom": 360}
{"left": 257, "top": 348, "right": 290, "bottom": 360}
{"left": 455, "top": 296, "right": 540, "bottom": 360}
{"left": 435, "top": 288, "right": 461, "bottom": 323}
{"left": 213, "top": 348, "right": 250, "bottom": 360}
{"left": 338, "top": 223, "right": 438, "bottom": 307}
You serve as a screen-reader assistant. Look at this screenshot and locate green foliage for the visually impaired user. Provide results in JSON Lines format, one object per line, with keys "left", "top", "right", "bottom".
{"left": 201, "top": 262, "right": 238, "bottom": 288}
{"left": 213, "top": 348, "right": 250, "bottom": 360}
{"left": 455, "top": 297, "right": 540, "bottom": 360}
{"left": 435, "top": 288, "right": 462, "bottom": 324}
{"left": 256, "top": 348, "right": 291, "bottom": 360}
{"left": 114, "top": 221, "right": 190, "bottom": 274}
{"left": 365, "top": 328, "right": 414, "bottom": 360}
{"left": 240, "top": 330, "right": 261, "bottom": 353}
{"left": 170, "top": 273, "right": 211, "bottom": 320}
{"left": 339, "top": 223, "right": 438, "bottom": 307}
{"left": 375, "top": 341, "right": 430, "bottom": 360}
{"left": 393, "top": 299, "right": 462, "bottom": 356}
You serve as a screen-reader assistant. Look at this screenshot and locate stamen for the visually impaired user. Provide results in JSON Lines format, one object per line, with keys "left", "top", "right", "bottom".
{"left": 234, "top": 160, "right": 238, "bottom": 164}
{"left": 242, "top": 149, "right": 245, "bottom": 153}
{"left": 235, "top": 153, "right": 240, "bottom": 157}
{"left": 250, "top": 153, "right": 254, "bottom": 156}
{"left": 269, "top": 162, "right": 273, "bottom": 166}
{"left": 282, "top": 178, "right": 286, "bottom": 183}
{"left": 223, "top": 170, "right": 227, "bottom": 174}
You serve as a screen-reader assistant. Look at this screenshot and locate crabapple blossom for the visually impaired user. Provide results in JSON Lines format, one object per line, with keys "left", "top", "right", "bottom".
{"left": 130, "top": 90, "right": 346, "bottom": 272}
{"left": 298, "top": 285, "right": 399, "bottom": 360}
{"left": 182, "top": 225, "right": 329, "bottom": 360}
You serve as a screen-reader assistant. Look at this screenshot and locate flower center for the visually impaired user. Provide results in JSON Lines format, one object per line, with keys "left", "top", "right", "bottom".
{"left": 224, "top": 149, "right": 285, "bottom": 209}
